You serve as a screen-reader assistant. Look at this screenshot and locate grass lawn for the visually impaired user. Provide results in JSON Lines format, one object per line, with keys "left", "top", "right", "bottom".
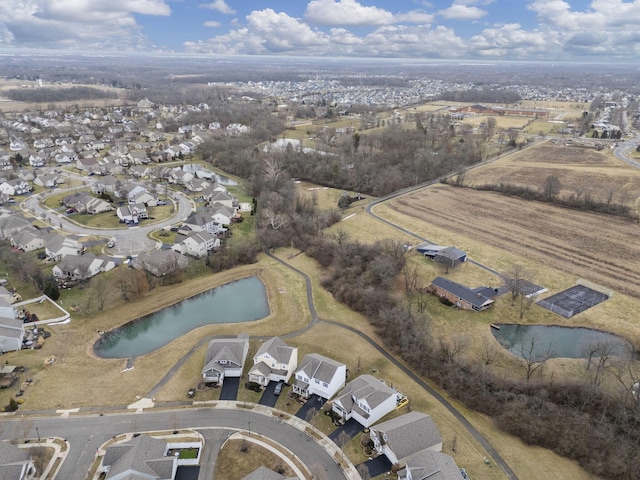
{"left": 214, "top": 438, "right": 296, "bottom": 480}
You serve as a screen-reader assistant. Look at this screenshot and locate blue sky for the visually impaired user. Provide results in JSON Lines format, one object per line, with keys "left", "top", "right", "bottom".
{"left": 1, "top": 1, "right": 639, "bottom": 61}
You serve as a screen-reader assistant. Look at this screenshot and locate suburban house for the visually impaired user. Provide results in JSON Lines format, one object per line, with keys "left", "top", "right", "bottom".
{"left": 248, "top": 337, "right": 298, "bottom": 386}
{"left": 29, "top": 153, "right": 45, "bottom": 167}
{"left": 208, "top": 204, "right": 237, "bottom": 226}
{"left": 0, "top": 441, "right": 36, "bottom": 479}
{"left": 76, "top": 156, "right": 100, "bottom": 173}
{"left": 0, "top": 179, "right": 31, "bottom": 196}
{"left": 132, "top": 250, "right": 188, "bottom": 277}
{"left": 99, "top": 435, "right": 178, "bottom": 480}
{"left": 397, "top": 450, "right": 465, "bottom": 480}
{"left": 91, "top": 175, "right": 121, "bottom": 195}
{"left": 201, "top": 334, "right": 250, "bottom": 385}
{"left": 10, "top": 227, "right": 46, "bottom": 252}
{"left": 116, "top": 204, "right": 148, "bottom": 224}
{"left": 332, "top": 374, "right": 398, "bottom": 428}
{"left": 33, "top": 173, "right": 60, "bottom": 188}
{"left": 52, "top": 254, "right": 116, "bottom": 282}
{"left": 0, "top": 301, "right": 24, "bottom": 353}
{"left": 55, "top": 153, "right": 76, "bottom": 164}
{"left": 45, "top": 233, "right": 83, "bottom": 261}
{"left": 172, "top": 231, "right": 219, "bottom": 258}
{"left": 0, "top": 215, "right": 32, "bottom": 239}
{"left": 119, "top": 184, "right": 157, "bottom": 206}
{"left": 242, "top": 467, "right": 296, "bottom": 480}
{"left": 370, "top": 412, "right": 443, "bottom": 467}
{"left": 180, "top": 211, "right": 226, "bottom": 236}
{"left": 203, "top": 190, "right": 236, "bottom": 209}
{"left": 428, "top": 277, "right": 496, "bottom": 312}
{"left": 62, "top": 192, "right": 112, "bottom": 214}
{"left": 292, "top": 353, "right": 347, "bottom": 400}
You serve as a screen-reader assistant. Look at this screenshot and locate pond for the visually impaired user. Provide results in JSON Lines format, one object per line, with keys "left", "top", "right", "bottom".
{"left": 491, "top": 324, "right": 632, "bottom": 360}
{"left": 94, "top": 276, "right": 269, "bottom": 358}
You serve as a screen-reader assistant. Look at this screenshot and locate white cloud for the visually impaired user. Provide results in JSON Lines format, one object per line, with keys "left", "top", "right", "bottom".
{"left": 469, "top": 23, "right": 554, "bottom": 57}
{"left": 305, "top": 0, "right": 395, "bottom": 26}
{"left": 438, "top": 3, "right": 487, "bottom": 20}
{"left": 203, "top": 20, "right": 221, "bottom": 28}
{"left": 0, "top": 0, "right": 170, "bottom": 49}
{"left": 201, "top": 0, "right": 235, "bottom": 15}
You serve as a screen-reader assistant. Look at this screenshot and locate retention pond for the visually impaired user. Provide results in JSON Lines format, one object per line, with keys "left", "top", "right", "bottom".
{"left": 491, "top": 324, "right": 632, "bottom": 360}
{"left": 94, "top": 276, "right": 269, "bottom": 358}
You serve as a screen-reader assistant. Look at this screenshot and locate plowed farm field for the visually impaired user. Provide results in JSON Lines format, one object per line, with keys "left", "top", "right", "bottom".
{"left": 389, "top": 184, "right": 640, "bottom": 298}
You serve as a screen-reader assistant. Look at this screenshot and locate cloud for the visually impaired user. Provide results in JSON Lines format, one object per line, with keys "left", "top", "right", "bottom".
{"left": 203, "top": 20, "right": 221, "bottom": 28}
{"left": 469, "top": 23, "right": 554, "bottom": 56}
{"left": 305, "top": 0, "right": 395, "bottom": 26}
{"left": 0, "top": 0, "right": 171, "bottom": 49}
{"left": 438, "top": 2, "right": 487, "bottom": 20}
{"left": 201, "top": 0, "right": 235, "bottom": 15}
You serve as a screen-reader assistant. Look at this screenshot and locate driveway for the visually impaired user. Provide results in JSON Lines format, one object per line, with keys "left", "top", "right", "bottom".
{"left": 219, "top": 377, "right": 240, "bottom": 400}
{"left": 329, "top": 418, "right": 363, "bottom": 443}
{"left": 358, "top": 456, "right": 392, "bottom": 478}
{"left": 176, "top": 466, "right": 200, "bottom": 480}
{"left": 295, "top": 394, "right": 326, "bottom": 420}
{"left": 258, "top": 381, "right": 280, "bottom": 407}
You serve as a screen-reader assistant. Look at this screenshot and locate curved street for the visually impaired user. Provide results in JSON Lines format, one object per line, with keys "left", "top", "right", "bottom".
{"left": 0, "top": 406, "right": 348, "bottom": 480}
{"left": 20, "top": 174, "right": 194, "bottom": 257}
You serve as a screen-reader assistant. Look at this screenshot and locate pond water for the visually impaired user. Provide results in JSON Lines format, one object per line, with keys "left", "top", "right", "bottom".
{"left": 491, "top": 324, "right": 632, "bottom": 360}
{"left": 94, "top": 276, "right": 268, "bottom": 358}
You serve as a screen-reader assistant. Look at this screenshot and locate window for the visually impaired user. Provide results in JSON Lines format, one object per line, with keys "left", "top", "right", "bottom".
{"left": 323, "top": 382, "right": 328, "bottom": 388}
{"left": 315, "top": 379, "right": 320, "bottom": 384}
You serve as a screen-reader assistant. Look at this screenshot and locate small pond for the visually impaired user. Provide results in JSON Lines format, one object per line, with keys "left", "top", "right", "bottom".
{"left": 491, "top": 324, "right": 632, "bottom": 360}
{"left": 94, "top": 276, "right": 268, "bottom": 358}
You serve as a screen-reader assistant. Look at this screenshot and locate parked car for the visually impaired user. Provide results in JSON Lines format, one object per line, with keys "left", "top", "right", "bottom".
{"left": 274, "top": 381, "right": 283, "bottom": 396}
{"left": 65, "top": 208, "right": 75, "bottom": 214}
{"left": 107, "top": 240, "right": 115, "bottom": 248}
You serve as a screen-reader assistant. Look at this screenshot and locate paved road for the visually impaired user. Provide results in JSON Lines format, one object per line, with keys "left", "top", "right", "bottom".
{"left": 0, "top": 407, "right": 347, "bottom": 480}
{"left": 20, "top": 172, "right": 194, "bottom": 257}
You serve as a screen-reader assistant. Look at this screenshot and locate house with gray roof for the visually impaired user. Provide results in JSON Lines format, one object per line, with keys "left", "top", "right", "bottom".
{"left": 371, "top": 411, "right": 443, "bottom": 467}
{"left": 293, "top": 353, "right": 346, "bottom": 400}
{"left": 0, "top": 441, "right": 36, "bottom": 480}
{"left": 62, "top": 192, "right": 112, "bottom": 214}
{"left": 428, "top": 277, "right": 496, "bottom": 312}
{"left": 248, "top": 337, "right": 298, "bottom": 386}
{"left": 180, "top": 211, "right": 226, "bottom": 236}
{"left": 132, "top": 250, "right": 188, "bottom": 278}
{"left": 172, "top": 231, "right": 219, "bottom": 258}
{"left": 203, "top": 190, "right": 236, "bottom": 209}
{"left": 45, "top": 233, "right": 83, "bottom": 261}
{"left": 242, "top": 466, "right": 296, "bottom": 480}
{"left": 0, "top": 308, "right": 24, "bottom": 353}
{"left": 0, "top": 215, "right": 32, "bottom": 239}
{"left": 397, "top": 450, "right": 464, "bottom": 480}
{"left": 52, "top": 254, "right": 115, "bottom": 282}
{"left": 99, "top": 435, "right": 177, "bottom": 480}
{"left": 202, "top": 334, "right": 250, "bottom": 384}
{"left": 332, "top": 374, "right": 398, "bottom": 428}
{"left": 10, "top": 227, "right": 46, "bottom": 252}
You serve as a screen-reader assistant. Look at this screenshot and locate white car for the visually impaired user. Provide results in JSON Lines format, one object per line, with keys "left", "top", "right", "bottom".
{"left": 107, "top": 240, "right": 115, "bottom": 248}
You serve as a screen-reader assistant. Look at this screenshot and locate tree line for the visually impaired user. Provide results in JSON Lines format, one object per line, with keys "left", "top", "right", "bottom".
{"left": 4, "top": 87, "right": 118, "bottom": 103}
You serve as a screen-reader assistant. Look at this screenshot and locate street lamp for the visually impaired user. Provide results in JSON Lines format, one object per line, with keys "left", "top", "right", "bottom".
{"left": 36, "top": 427, "right": 40, "bottom": 443}
{"left": 248, "top": 421, "right": 251, "bottom": 435}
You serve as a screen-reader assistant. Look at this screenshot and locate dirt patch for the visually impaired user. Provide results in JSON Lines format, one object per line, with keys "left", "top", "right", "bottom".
{"left": 389, "top": 184, "right": 640, "bottom": 298}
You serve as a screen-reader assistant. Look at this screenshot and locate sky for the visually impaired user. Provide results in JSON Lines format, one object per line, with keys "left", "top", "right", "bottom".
{"left": 0, "top": 0, "right": 639, "bottom": 61}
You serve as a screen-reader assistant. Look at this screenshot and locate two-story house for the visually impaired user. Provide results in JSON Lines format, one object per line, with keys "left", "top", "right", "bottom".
{"left": 397, "top": 450, "right": 464, "bottom": 480}
{"left": 370, "top": 411, "right": 443, "bottom": 468}
{"left": 248, "top": 337, "right": 298, "bottom": 386}
{"left": 332, "top": 374, "right": 398, "bottom": 428}
{"left": 172, "top": 231, "right": 219, "bottom": 258}
{"left": 201, "top": 334, "right": 249, "bottom": 385}
{"left": 292, "top": 353, "right": 346, "bottom": 400}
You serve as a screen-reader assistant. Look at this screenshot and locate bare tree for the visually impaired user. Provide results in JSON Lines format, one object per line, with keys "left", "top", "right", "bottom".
{"left": 504, "top": 264, "right": 532, "bottom": 306}
{"left": 331, "top": 228, "right": 349, "bottom": 247}
{"left": 356, "top": 463, "right": 371, "bottom": 480}
{"left": 478, "top": 340, "right": 501, "bottom": 366}
{"left": 519, "top": 335, "right": 554, "bottom": 381}
{"left": 414, "top": 287, "right": 429, "bottom": 313}
{"left": 439, "top": 334, "right": 469, "bottom": 364}
{"left": 517, "top": 290, "right": 536, "bottom": 319}
{"left": 542, "top": 174, "right": 562, "bottom": 201}
{"left": 583, "top": 339, "right": 623, "bottom": 386}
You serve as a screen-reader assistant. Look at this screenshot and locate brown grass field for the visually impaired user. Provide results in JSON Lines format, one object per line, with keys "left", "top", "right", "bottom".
{"left": 387, "top": 183, "right": 640, "bottom": 301}
{"left": 465, "top": 140, "right": 640, "bottom": 206}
